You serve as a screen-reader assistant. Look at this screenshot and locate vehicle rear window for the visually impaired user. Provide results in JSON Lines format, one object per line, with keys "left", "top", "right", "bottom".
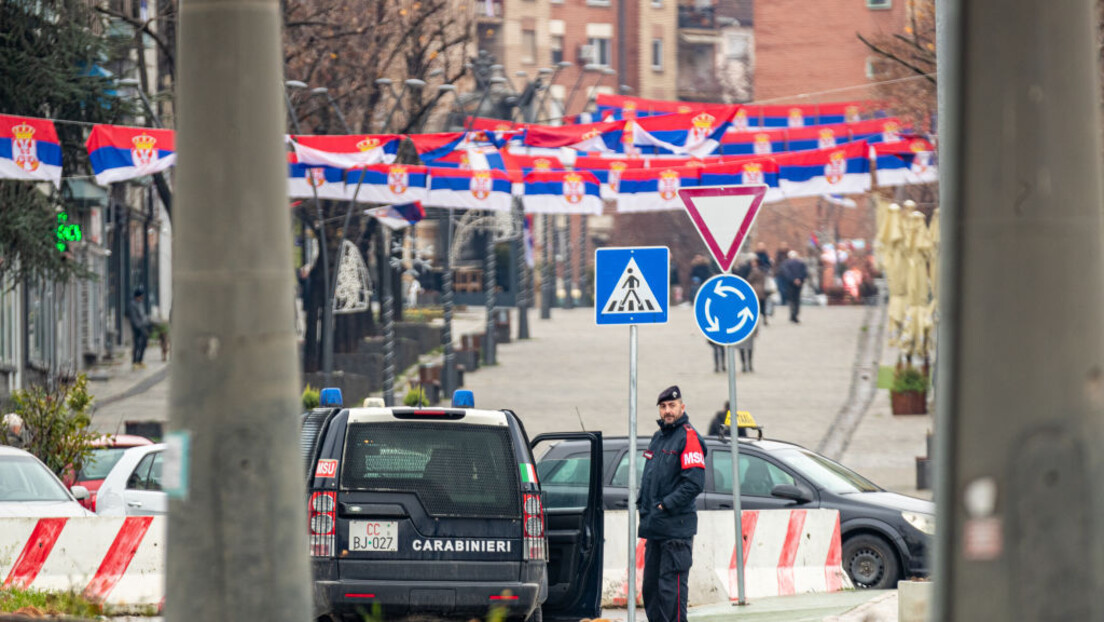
{"left": 78, "top": 448, "right": 129, "bottom": 481}
{"left": 341, "top": 422, "right": 520, "bottom": 518}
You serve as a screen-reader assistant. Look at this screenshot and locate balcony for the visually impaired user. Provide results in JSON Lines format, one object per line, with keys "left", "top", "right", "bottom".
{"left": 678, "top": 4, "right": 716, "bottom": 30}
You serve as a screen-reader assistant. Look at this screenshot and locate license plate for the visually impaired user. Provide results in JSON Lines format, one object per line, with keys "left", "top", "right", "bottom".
{"left": 348, "top": 521, "right": 398, "bottom": 552}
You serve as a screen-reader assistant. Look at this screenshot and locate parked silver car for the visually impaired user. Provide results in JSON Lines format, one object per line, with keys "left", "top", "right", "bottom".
{"left": 0, "top": 446, "right": 92, "bottom": 517}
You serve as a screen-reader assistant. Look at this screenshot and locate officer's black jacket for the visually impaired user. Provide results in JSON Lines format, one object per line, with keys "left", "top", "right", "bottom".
{"left": 636, "top": 413, "right": 707, "bottom": 540}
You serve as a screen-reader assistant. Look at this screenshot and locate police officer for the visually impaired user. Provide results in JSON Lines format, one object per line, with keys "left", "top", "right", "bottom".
{"left": 638, "top": 385, "right": 707, "bottom": 622}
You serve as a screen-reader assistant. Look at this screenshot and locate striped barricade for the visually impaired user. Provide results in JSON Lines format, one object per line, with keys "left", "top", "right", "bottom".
{"left": 0, "top": 517, "right": 163, "bottom": 611}
{"left": 601, "top": 509, "right": 851, "bottom": 607}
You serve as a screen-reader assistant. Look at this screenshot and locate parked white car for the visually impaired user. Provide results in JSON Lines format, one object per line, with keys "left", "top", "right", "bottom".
{"left": 95, "top": 443, "right": 167, "bottom": 516}
{"left": 0, "top": 446, "right": 92, "bottom": 517}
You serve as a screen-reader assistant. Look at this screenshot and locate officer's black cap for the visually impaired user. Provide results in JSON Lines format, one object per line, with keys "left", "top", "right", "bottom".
{"left": 656, "top": 385, "right": 682, "bottom": 404}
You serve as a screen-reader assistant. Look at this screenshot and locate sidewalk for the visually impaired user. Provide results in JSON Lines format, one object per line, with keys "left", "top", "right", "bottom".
{"left": 598, "top": 590, "right": 897, "bottom": 622}
{"left": 87, "top": 352, "right": 171, "bottom": 436}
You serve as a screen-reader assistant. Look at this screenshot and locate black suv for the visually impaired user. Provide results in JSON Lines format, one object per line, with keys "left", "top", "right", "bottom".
{"left": 300, "top": 396, "right": 605, "bottom": 622}
{"left": 539, "top": 435, "right": 934, "bottom": 590}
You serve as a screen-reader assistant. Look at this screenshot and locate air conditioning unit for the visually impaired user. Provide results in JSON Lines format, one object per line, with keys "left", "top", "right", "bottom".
{"left": 577, "top": 44, "right": 595, "bottom": 64}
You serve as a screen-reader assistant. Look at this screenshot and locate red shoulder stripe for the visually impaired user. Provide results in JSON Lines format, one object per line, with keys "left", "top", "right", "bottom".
{"left": 681, "top": 425, "right": 706, "bottom": 469}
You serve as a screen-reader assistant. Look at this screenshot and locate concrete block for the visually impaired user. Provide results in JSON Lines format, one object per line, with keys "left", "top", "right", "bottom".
{"left": 898, "top": 579, "right": 932, "bottom": 622}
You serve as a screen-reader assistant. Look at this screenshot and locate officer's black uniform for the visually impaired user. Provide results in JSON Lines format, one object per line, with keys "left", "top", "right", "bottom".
{"left": 638, "top": 386, "right": 707, "bottom": 622}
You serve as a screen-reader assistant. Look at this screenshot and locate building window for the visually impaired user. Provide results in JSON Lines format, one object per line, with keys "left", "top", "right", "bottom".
{"left": 651, "top": 0, "right": 662, "bottom": 6}
{"left": 586, "top": 0, "right": 610, "bottom": 7}
{"left": 588, "top": 37, "right": 612, "bottom": 66}
{"left": 651, "top": 38, "right": 663, "bottom": 70}
{"left": 522, "top": 29, "right": 537, "bottom": 64}
{"left": 866, "top": 0, "right": 891, "bottom": 8}
{"left": 551, "top": 35, "right": 564, "bottom": 64}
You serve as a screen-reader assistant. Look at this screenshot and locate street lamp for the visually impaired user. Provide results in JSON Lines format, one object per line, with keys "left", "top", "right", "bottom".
{"left": 562, "top": 63, "right": 601, "bottom": 122}
{"left": 437, "top": 84, "right": 463, "bottom": 131}
{"left": 310, "top": 87, "right": 352, "bottom": 134}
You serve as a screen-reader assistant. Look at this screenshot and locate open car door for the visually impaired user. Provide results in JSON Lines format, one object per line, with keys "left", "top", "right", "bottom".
{"left": 531, "top": 432, "right": 604, "bottom": 621}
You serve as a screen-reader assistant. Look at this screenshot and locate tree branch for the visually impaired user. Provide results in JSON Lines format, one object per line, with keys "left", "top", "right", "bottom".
{"left": 93, "top": 6, "right": 175, "bottom": 73}
{"left": 856, "top": 32, "right": 936, "bottom": 84}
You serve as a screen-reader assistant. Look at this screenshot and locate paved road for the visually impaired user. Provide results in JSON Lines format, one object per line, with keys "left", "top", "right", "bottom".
{"left": 90, "top": 299, "right": 930, "bottom": 497}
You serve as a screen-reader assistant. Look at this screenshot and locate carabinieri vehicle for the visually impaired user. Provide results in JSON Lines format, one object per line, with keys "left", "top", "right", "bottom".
{"left": 300, "top": 389, "right": 604, "bottom": 622}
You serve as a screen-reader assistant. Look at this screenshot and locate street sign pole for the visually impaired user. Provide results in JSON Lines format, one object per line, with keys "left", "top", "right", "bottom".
{"left": 594, "top": 246, "right": 669, "bottom": 622}
{"left": 726, "top": 345, "right": 746, "bottom": 606}
{"left": 627, "top": 323, "right": 639, "bottom": 622}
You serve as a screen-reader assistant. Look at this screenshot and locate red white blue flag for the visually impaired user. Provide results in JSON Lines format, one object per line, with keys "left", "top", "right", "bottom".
{"left": 872, "top": 138, "right": 938, "bottom": 186}
{"left": 0, "top": 114, "right": 63, "bottom": 187}
{"left": 345, "top": 164, "right": 429, "bottom": 204}
{"left": 291, "top": 134, "right": 401, "bottom": 169}
{"left": 573, "top": 155, "right": 646, "bottom": 200}
{"left": 366, "top": 201, "right": 426, "bottom": 230}
{"left": 847, "top": 117, "right": 909, "bottom": 145}
{"left": 408, "top": 132, "right": 468, "bottom": 164}
{"left": 86, "top": 124, "right": 176, "bottom": 185}
{"left": 632, "top": 108, "right": 737, "bottom": 157}
{"left": 776, "top": 141, "right": 871, "bottom": 199}
{"left": 287, "top": 152, "right": 347, "bottom": 200}
{"left": 521, "top": 120, "right": 622, "bottom": 152}
{"left": 719, "top": 127, "right": 788, "bottom": 156}
{"left": 521, "top": 170, "right": 603, "bottom": 215}
{"left": 698, "top": 159, "right": 784, "bottom": 204}
{"left": 616, "top": 166, "right": 701, "bottom": 213}
{"left": 426, "top": 167, "right": 513, "bottom": 211}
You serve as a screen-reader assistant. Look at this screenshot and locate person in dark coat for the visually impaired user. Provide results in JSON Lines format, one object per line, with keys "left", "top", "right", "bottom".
{"left": 638, "top": 385, "right": 707, "bottom": 622}
{"left": 127, "top": 288, "right": 150, "bottom": 369}
{"left": 778, "top": 250, "right": 808, "bottom": 323}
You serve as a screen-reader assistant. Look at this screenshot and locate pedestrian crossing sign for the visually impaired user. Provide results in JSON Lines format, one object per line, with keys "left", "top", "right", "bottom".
{"left": 595, "top": 247, "right": 669, "bottom": 325}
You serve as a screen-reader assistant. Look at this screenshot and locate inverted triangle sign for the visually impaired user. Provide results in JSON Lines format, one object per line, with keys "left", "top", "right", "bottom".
{"left": 678, "top": 184, "right": 768, "bottom": 273}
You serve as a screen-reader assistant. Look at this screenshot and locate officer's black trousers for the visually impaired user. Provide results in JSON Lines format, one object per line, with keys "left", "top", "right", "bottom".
{"left": 642, "top": 538, "right": 692, "bottom": 622}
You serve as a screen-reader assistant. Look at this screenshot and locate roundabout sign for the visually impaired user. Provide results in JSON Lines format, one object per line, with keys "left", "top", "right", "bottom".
{"left": 694, "top": 274, "right": 760, "bottom": 346}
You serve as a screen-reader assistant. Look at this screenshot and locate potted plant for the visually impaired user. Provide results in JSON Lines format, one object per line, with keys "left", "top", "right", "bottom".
{"left": 891, "top": 365, "right": 928, "bottom": 415}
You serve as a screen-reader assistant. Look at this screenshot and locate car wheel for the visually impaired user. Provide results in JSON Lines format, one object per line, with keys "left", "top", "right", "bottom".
{"left": 842, "top": 534, "right": 900, "bottom": 589}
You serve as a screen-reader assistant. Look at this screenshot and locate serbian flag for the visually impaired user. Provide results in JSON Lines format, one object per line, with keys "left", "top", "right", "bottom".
{"left": 719, "top": 127, "right": 787, "bottom": 156}
{"left": 501, "top": 152, "right": 568, "bottom": 183}
{"left": 426, "top": 167, "right": 513, "bottom": 211}
{"left": 522, "top": 170, "right": 602, "bottom": 215}
{"left": 522, "top": 120, "right": 622, "bottom": 152}
{"left": 776, "top": 141, "right": 871, "bottom": 199}
{"left": 872, "top": 138, "right": 938, "bottom": 186}
{"left": 595, "top": 94, "right": 733, "bottom": 118}
{"left": 699, "top": 159, "right": 784, "bottom": 204}
{"left": 366, "top": 201, "right": 425, "bottom": 230}
{"left": 0, "top": 114, "right": 63, "bottom": 187}
{"left": 616, "top": 166, "right": 700, "bottom": 213}
{"left": 465, "top": 117, "right": 523, "bottom": 133}
{"left": 429, "top": 147, "right": 508, "bottom": 172}
{"left": 848, "top": 117, "right": 909, "bottom": 144}
{"left": 86, "top": 124, "right": 175, "bottom": 185}
{"left": 573, "top": 155, "right": 646, "bottom": 200}
{"left": 291, "top": 134, "right": 401, "bottom": 169}
{"left": 345, "top": 164, "right": 429, "bottom": 204}
{"left": 784, "top": 124, "right": 854, "bottom": 152}
{"left": 287, "top": 152, "right": 347, "bottom": 200}
{"left": 632, "top": 108, "right": 736, "bottom": 156}
{"left": 408, "top": 133, "right": 467, "bottom": 164}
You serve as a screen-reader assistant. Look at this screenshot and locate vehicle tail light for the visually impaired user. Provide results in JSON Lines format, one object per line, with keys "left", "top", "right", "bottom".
{"left": 309, "top": 491, "right": 337, "bottom": 557}
{"left": 90, "top": 493, "right": 97, "bottom": 513}
{"left": 522, "top": 493, "right": 546, "bottom": 560}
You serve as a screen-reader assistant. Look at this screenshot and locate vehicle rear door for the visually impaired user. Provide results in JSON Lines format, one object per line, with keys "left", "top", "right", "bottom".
{"left": 122, "top": 450, "right": 168, "bottom": 515}
{"left": 531, "top": 432, "right": 603, "bottom": 621}
{"left": 706, "top": 446, "right": 814, "bottom": 510}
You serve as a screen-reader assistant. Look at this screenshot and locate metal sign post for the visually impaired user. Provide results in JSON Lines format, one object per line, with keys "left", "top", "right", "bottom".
{"left": 627, "top": 324, "right": 639, "bottom": 622}
{"left": 694, "top": 274, "right": 759, "bottom": 606}
{"left": 595, "top": 246, "right": 669, "bottom": 621}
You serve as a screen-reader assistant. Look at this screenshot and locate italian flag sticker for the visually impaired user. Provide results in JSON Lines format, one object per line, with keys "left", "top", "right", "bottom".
{"left": 520, "top": 463, "right": 538, "bottom": 484}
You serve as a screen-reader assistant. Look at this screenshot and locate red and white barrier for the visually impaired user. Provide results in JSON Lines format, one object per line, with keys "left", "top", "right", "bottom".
{"left": 0, "top": 517, "right": 164, "bottom": 610}
{"left": 602, "top": 509, "right": 851, "bottom": 607}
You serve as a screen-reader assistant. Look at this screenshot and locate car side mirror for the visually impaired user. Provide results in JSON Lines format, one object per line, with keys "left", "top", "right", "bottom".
{"left": 70, "top": 485, "right": 90, "bottom": 501}
{"left": 771, "top": 484, "right": 811, "bottom": 504}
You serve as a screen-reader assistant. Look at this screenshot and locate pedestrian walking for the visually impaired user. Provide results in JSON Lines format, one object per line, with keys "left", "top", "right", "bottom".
{"left": 710, "top": 341, "right": 726, "bottom": 373}
{"left": 2, "top": 414, "right": 28, "bottom": 448}
{"left": 745, "top": 256, "right": 769, "bottom": 328}
{"left": 638, "top": 385, "right": 707, "bottom": 622}
{"left": 127, "top": 288, "right": 151, "bottom": 369}
{"left": 778, "top": 250, "right": 808, "bottom": 323}
{"left": 774, "top": 246, "right": 791, "bottom": 305}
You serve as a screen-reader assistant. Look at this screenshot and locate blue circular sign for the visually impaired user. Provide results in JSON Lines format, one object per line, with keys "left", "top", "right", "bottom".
{"left": 694, "top": 274, "right": 760, "bottom": 346}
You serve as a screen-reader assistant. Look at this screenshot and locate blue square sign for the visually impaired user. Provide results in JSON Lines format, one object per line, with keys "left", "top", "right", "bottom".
{"left": 595, "top": 246, "right": 669, "bottom": 325}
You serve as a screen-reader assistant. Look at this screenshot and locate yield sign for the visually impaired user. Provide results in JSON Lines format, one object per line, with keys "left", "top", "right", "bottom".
{"left": 678, "top": 184, "right": 768, "bottom": 273}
